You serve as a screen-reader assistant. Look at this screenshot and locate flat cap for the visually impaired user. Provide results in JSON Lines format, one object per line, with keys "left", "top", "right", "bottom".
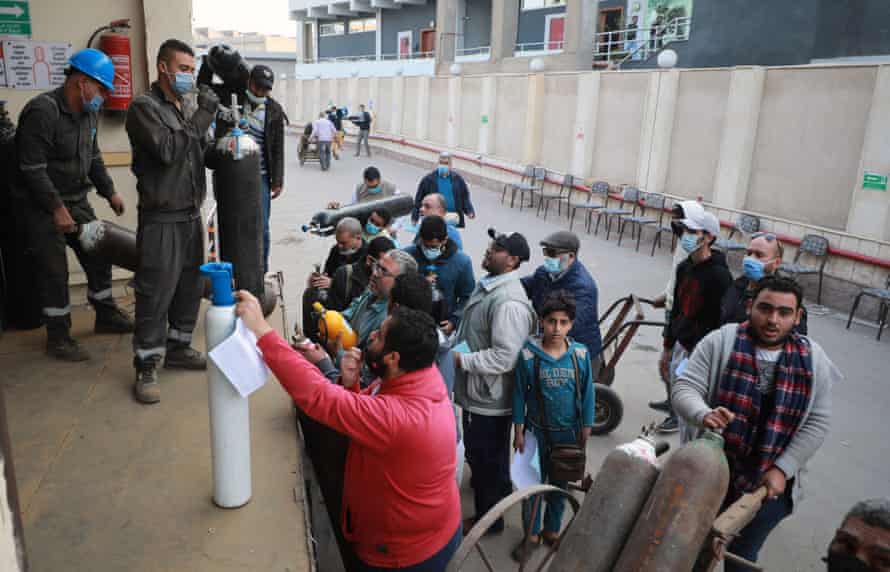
{"left": 540, "top": 230, "right": 580, "bottom": 253}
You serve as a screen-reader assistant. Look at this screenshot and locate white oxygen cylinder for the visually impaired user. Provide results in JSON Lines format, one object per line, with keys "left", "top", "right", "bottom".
{"left": 200, "top": 262, "right": 252, "bottom": 508}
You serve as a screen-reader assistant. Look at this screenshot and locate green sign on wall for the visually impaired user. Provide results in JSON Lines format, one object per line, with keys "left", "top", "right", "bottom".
{"left": 0, "top": 0, "right": 30, "bottom": 37}
{"left": 863, "top": 171, "right": 888, "bottom": 191}
{"left": 481, "top": 115, "right": 489, "bottom": 124}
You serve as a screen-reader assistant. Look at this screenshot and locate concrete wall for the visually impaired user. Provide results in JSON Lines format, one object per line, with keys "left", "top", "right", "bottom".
{"left": 292, "top": 62, "right": 890, "bottom": 255}
{"left": 458, "top": 76, "right": 482, "bottom": 150}
{"left": 747, "top": 67, "right": 875, "bottom": 229}
{"left": 493, "top": 75, "right": 528, "bottom": 161}
{"left": 465, "top": 0, "right": 493, "bottom": 48}
{"left": 428, "top": 77, "right": 449, "bottom": 144}
{"left": 665, "top": 70, "right": 731, "bottom": 202}
{"left": 316, "top": 16, "right": 376, "bottom": 59}
{"left": 517, "top": 6, "right": 566, "bottom": 45}
{"left": 381, "top": 2, "right": 438, "bottom": 55}
{"left": 591, "top": 71, "right": 647, "bottom": 184}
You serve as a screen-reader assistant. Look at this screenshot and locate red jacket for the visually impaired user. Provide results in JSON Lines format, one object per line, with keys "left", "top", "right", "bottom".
{"left": 257, "top": 332, "right": 461, "bottom": 568}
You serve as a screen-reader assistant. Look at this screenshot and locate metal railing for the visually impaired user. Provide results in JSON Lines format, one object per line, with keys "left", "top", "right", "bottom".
{"left": 307, "top": 50, "right": 437, "bottom": 64}
{"left": 594, "top": 16, "right": 690, "bottom": 65}
{"left": 456, "top": 45, "right": 491, "bottom": 58}
{"left": 514, "top": 40, "right": 565, "bottom": 56}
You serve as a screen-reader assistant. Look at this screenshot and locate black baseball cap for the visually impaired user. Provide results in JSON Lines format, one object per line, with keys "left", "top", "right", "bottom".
{"left": 487, "top": 228, "right": 530, "bottom": 262}
{"left": 249, "top": 65, "right": 274, "bottom": 90}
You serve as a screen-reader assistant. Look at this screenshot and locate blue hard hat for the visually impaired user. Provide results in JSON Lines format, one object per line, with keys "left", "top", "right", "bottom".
{"left": 69, "top": 48, "right": 115, "bottom": 92}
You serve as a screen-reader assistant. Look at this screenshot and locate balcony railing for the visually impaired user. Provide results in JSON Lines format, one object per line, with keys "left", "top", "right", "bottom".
{"left": 305, "top": 50, "right": 436, "bottom": 64}
{"left": 514, "top": 41, "right": 565, "bottom": 57}
{"left": 455, "top": 45, "right": 491, "bottom": 62}
{"left": 594, "top": 16, "right": 691, "bottom": 64}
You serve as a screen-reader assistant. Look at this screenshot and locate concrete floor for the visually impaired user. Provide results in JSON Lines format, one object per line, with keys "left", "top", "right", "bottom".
{"left": 3, "top": 137, "right": 887, "bottom": 571}
{"left": 272, "top": 140, "right": 889, "bottom": 571}
{"left": 0, "top": 293, "right": 308, "bottom": 565}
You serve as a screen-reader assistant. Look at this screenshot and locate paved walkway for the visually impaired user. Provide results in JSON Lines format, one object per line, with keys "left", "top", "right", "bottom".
{"left": 1, "top": 277, "right": 308, "bottom": 564}
{"left": 274, "top": 140, "right": 888, "bottom": 571}
{"left": 3, "top": 137, "right": 887, "bottom": 571}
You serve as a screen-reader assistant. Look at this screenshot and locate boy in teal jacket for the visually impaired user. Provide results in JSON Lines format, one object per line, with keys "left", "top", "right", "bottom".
{"left": 512, "top": 290, "right": 595, "bottom": 561}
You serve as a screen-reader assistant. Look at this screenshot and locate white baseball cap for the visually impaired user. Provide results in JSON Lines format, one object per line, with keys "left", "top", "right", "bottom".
{"left": 679, "top": 209, "right": 721, "bottom": 237}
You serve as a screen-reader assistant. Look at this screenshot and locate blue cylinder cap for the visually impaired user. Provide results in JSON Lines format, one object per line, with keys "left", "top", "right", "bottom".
{"left": 200, "top": 262, "right": 235, "bottom": 306}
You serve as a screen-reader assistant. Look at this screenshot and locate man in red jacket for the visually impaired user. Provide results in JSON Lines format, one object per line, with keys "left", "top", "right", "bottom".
{"left": 237, "top": 291, "right": 462, "bottom": 571}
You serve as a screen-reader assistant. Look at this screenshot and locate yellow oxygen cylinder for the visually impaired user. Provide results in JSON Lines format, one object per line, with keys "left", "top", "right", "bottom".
{"left": 312, "top": 302, "right": 358, "bottom": 349}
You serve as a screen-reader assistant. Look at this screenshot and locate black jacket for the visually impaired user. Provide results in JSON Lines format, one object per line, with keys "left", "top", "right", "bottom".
{"left": 412, "top": 171, "right": 475, "bottom": 228}
{"left": 350, "top": 111, "right": 371, "bottom": 130}
{"left": 126, "top": 83, "right": 213, "bottom": 214}
{"left": 323, "top": 240, "right": 368, "bottom": 278}
{"left": 665, "top": 250, "right": 733, "bottom": 352}
{"left": 16, "top": 87, "right": 116, "bottom": 212}
{"left": 261, "top": 96, "right": 286, "bottom": 189}
{"left": 328, "top": 259, "right": 370, "bottom": 312}
{"left": 720, "top": 275, "right": 809, "bottom": 335}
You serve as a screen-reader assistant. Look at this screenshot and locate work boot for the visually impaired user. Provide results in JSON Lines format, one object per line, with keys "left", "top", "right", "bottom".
{"left": 164, "top": 345, "right": 207, "bottom": 370}
{"left": 94, "top": 306, "right": 135, "bottom": 334}
{"left": 134, "top": 359, "right": 160, "bottom": 404}
{"left": 46, "top": 336, "right": 91, "bottom": 362}
{"left": 656, "top": 415, "right": 679, "bottom": 434}
{"left": 648, "top": 399, "right": 671, "bottom": 413}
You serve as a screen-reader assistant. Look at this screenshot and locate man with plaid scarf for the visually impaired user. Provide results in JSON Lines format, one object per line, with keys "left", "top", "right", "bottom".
{"left": 673, "top": 276, "right": 840, "bottom": 571}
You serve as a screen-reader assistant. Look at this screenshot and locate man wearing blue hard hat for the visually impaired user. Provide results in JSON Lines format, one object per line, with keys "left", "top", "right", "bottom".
{"left": 15, "top": 47, "right": 133, "bottom": 362}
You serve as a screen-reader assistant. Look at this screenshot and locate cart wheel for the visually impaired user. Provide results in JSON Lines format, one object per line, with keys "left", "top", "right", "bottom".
{"left": 446, "top": 485, "right": 581, "bottom": 572}
{"left": 591, "top": 383, "right": 623, "bottom": 435}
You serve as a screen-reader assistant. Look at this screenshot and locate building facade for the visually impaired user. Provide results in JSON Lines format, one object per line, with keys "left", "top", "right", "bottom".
{"left": 288, "top": 0, "right": 890, "bottom": 78}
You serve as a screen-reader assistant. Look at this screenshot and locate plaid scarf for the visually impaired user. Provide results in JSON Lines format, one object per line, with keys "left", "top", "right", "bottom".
{"left": 716, "top": 322, "right": 813, "bottom": 498}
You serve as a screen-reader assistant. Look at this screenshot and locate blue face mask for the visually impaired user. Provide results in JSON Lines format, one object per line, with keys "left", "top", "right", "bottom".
{"left": 365, "top": 222, "right": 380, "bottom": 235}
{"left": 422, "top": 246, "right": 442, "bottom": 261}
{"left": 84, "top": 94, "right": 104, "bottom": 113}
{"left": 367, "top": 185, "right": 381, "bottom": 194}
{"left": 171, "top": 71, "right": 194, "bottom": 95}
{"left": 742, "top": 256, "right": 769, "bottom": 281}
{"left": 543, "top": 256, "right": 562, "bottom": 273}
{"left": 437, "top": 165, "right": 450, "bottom": 177}
{"left": 680, "top": 233, "right": 701, "bottom": 254}
{"left": 80, "top": 81, "right": 104, "bottom": 113}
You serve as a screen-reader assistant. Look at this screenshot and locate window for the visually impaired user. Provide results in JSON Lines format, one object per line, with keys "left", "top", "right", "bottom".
{"left": 349, "top": 17, "right": 377, "bottom": 33}
{"left": 521, "top": 0, "right": 566, "bottom": 9}
{"left": 319, "top": 22, "right": 345, "bottom": 37}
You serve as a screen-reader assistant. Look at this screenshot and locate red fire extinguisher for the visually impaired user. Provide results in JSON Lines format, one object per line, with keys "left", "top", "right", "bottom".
{"left": 88, "top": 19, "right": 132, "bottom": 113}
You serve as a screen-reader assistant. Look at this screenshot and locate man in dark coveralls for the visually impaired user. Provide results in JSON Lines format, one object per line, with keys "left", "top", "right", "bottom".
{"left": 125, "top": 39, "right": 219, "bottom": 404}
{"left": 16, "top": 47, "right": 134, "bottom": 362}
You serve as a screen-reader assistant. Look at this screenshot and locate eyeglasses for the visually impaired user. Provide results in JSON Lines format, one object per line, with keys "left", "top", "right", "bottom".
{"left": 371, "top": 261, "right": 396, "bottom": 278}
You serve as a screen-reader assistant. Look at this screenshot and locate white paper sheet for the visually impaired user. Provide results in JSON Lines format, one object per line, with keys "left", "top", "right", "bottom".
{"left": 510, "top": 432, "right": 542, "bottom": 490}
{"left": 208, "top": 318, "right": 270, "bottom": 398}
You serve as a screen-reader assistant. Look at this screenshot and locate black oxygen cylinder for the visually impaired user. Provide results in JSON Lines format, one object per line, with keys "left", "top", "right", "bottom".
{"left": 211, "top": 120, "right": 265, "bottom": 301}
{"left": 302, "top": 195, "right": 414, "bottom": 236}
{"left": 551, "top": 436, "right": 660, "bottom": 572}
{"left": 77, "top": 220, "right": 139, "bottom": 272}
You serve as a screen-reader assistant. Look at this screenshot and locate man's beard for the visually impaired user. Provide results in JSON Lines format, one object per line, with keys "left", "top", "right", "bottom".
{"left": 750, "top": 324, "right": 792, "bottom": 348}
{"left": 364, "top": 346, "right": 388, "bottom": 379}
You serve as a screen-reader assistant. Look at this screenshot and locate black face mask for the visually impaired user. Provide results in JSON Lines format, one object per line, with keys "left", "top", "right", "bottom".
{"left": 364, "top": 346, "right": 388, "bottom": 380}
{"left": 824, "top": 552, "right": 875, "bottom": 572}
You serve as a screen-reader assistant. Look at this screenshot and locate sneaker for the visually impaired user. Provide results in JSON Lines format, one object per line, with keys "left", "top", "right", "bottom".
{"left": 164, "top": 346, "right": 207, "bottom": 370}
{"left": 656, "top": 416, "right": 679, "bottom": 434}
{"left": 134, "top": 364, "right": 160, "bottom": 404}
{"left": 94, "top": 307, "right": 135, "bottom": 334}
{"left": 648, "top": 399, "right": 671, "bottom": 413}
{"left": 46, "top": 337, "right": 91, "bottom": 362}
